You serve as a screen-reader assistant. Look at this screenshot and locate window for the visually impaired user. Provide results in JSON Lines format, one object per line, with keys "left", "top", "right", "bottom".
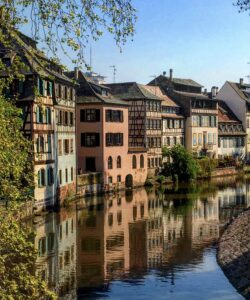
{"left": 223, "top": 138, "right": 228, "bottom": 148}
{"left": 47, "top": 134, "right": 52, "bottom": 153}
{"left": 198, "top": 133, "right": 202, "bottom": 145}
{"left": 36, "top": 106, "right": 43, "bottom": 123}
{"left": 38, "top": 77, "right": 44, "bottom": 96}
{"left": 80, "top": 109, "right": 100, "bottom": 122}
{"left": 192, "top": 116, "right": 200, "bottom": 126}
{"left": 70, "top": 139, "right": 74, "bottom": 153}
{"left": 208, "top": 133, "right": 213, "bottom": 145}
{"left": 47, "top": 81, "right": 53, "bottom": 96}
{"left": 169, "top": 119, "right": 173, "bottom": 129}
{"left": 106, "top": 110, "right": 123, "bottom": 122}
{"left": 64, "top": 111, "right": 68, "bottom": 125}
{"left": 64, "top": 139, "right": 69, "bottom": 154}
{"left": 45, "top": 107, "right": 51, "bottom": 124}
{"left": 64, "top": 86, "right": 68, "bottom": 99}
{"left": 69, "top": 112, "right": 74, "bottom": 126}
{"left": 58, "top": 140, "right": 62, "bottom": 155}
{"left": 155, "top": 157, "right": 158, "bottom": 167}
{"left": 132, "top": 155, "right": 137, "bottom": 169}
{"left": 59, "top": 170, "right": 62, "bottom": 185}
{"left": 70, "top": 88, "right": 73, "bottom": 100}
{"left": 201, "top": 116, "right": 209, "bottom": 127}
{"left": 47, "top": 167, "right": 54, "bottom": 186}
{"left": 140, "top": 154, "right": 144, "bottom": 168}
{"left": 108, "top": 176, "right": 113, "bottom": 184}
{"left": 71, "top": 167, "right": 74, "bottom": 181}
{"left": 65, "top": 168, "right": 68, "bottom": 183}
{"left": 81, "top": 133, "right": 100, "bottom": 147}
{"left": 193, "top": 133, "right": 197, "bottom": 146}
{"left": 38, "top": 169, "right": 46, "bottom": 187}
{"left": 108, "top": 156, "right": 113, "bottom": 169}
{"left": 58, "top": 110, "right": 63, "bottom": 124}
{"left": 117, "top": 175, "right": 121, "bottom": 183}
{"left": 117, "top": 156, "right": 121, "bottom": 168}
{"left": 106, "top": 133, "right": 123, "bottom": 146}
{"left": 117, "top": 211, "right": 122, "bottom": 224}
{"left": 37, "top": 136, "right": 45, "bottom": 153}
{"left": 58, "top": 85, "right": 62, "bottom": 98}
{"left": 213, "top": 133, "right": 217, "bottom": 145}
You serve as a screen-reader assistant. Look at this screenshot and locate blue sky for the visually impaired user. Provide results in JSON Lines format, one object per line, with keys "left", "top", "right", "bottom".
{"left": 23, "top": 0, "right": 250, "bottom": 90}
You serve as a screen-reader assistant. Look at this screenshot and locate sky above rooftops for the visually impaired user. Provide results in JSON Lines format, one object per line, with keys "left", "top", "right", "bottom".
{"left": 21, "top": 0, "right": 250, "bottom": 90}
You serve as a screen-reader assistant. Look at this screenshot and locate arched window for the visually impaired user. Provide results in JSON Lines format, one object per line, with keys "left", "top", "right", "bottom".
{"left": 140, "top": 154, "right": 144, "bottom": 168}
{"left": 132, "top": 155, "right": 137, "bottom": 169}
{"left": 108, "top": 156, "right": 113, "bottom": 169}
{"left": 117, "top": 156, "right": 121, "bottom": 168}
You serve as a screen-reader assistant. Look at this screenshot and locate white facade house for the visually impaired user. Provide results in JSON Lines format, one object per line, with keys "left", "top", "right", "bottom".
{"left": 217, "top": 79, "right": 250, "bottom": 159}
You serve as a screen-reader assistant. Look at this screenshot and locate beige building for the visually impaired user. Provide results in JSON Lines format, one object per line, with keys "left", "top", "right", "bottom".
{"left": 149, "top": 69, "right": 218, "bottom": 157}
{"left": 217, "top": 79, "right": 250, "bottom": 160}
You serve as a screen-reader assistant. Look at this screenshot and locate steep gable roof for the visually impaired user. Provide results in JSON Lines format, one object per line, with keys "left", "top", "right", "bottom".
{"left": 149, "top": 75, "right": 203, "bottom": 88}
{"left": 143, "top": 85, "right": 179, "bottom": 107}
{"left": 227, "top": 81, "right": 250, "bottom": 102}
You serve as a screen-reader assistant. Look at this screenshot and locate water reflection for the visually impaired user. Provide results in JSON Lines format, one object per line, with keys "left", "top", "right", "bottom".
{"left": 34, "top": 176, "right": 250, "bottom": 299}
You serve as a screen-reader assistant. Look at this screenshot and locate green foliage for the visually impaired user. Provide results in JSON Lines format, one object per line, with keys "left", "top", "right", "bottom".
{"left": 162, "top": 145, "right": 200, "bottom": 182}
{"left": 0, "top": 95, "right": 33, "bottom": 202}
{"left": 144, "top": 177, "right": 154, "bottom": 187}
{"left": 0, "top": 0, "right": 136, "bottom": 65}
{"left": 0, "top": 205, "right": 56, "bottom": 299}
{"left": 197, "top": 157, "right": 218, "bottom": 178}
{"left": 156, "top": 175, "right": 165, "bottom": 185}
{"left": 234, "top": 0, "right": 250, "bottom": 13}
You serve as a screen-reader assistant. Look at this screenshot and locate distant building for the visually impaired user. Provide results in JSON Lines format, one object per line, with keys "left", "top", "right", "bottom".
{"left": 217, "top": 100, "right": 246, "bottom": 159}
{"left": 66, "top": 69, "right": 147, "bottom": 194}
{"left": 217, "top": 79, "right": 250, "bottom": 160}
{"left": 84, "top": 71, "right": 106, "bottom": 85}
{"left": 0, "top": 31, "right": 77, "bottom": 209}
{"left": 107, "top": 82, "right": 163, "bottom": 174}
{"left": 149, "top": 69, "right": 218, "bottom": 158}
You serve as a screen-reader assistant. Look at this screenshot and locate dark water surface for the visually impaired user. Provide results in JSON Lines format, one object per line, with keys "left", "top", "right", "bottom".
{"left": 34, "top": 176, "right": 250, "bottom": 299}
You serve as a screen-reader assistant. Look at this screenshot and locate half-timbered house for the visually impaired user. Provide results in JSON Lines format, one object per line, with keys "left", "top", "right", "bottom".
{"left": 107, "top": 82, "right": 163, "bottom": 174}
{"left": 0, "top": 31, "right": 76, "bottom": 209}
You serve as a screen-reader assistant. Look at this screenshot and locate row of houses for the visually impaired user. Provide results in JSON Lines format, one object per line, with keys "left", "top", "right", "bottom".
{"left": 1, "top": 31, "right": 249, "bottom": 209}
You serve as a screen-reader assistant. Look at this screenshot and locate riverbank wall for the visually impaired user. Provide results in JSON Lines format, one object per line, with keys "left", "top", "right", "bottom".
{"left": 217, "top": 209, "right": 250, "bottom": 299}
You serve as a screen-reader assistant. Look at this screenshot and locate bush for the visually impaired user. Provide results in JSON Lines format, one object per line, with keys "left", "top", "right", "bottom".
{"left": 197, "top": 157, "right": 217, "bottom": 178}
{"left": 156, "top": 175, "right": 165, "bottom": 185}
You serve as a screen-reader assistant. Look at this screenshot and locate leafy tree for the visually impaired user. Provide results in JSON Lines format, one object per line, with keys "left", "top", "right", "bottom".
{"left": 162, "top": 145, "right": 200, "bottom": 182}
{"left": 0, "top": 95, "right": 33, "bottom": 203}
{"left": 234, "top": 0, "right": 250, "bottom": 12}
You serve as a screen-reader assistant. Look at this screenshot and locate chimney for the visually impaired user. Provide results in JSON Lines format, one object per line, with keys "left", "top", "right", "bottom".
{"left": 204, "top": 88, "right": 207, "bottom": 94}
{"left": 163, "top": 71, "right": 166, "bottom": 76}
{"left": 240, "top": 78, "right": 244, "bottom": 85}
{"left": 169, "top": 69, "right": 173, "bottom": 81}
{"left": 74, "top": 67, "right": 79, "bottom": 80}
{"left": 211, "top": 86, "right": 217, "bottom": 98}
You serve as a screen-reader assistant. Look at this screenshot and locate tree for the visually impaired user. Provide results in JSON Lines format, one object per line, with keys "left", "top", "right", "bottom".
{"left": 162, "top": 145, "right": 200, "bottom": 182}
{"left": 234, "top": 1, "right": 250, "bottom": 12}
{"left": 0, "top": 0, "right": 137, "bottom": 65}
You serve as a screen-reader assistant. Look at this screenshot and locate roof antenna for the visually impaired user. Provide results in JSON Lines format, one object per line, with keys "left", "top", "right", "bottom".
{"left": 110, "top": 65, "right": 117, "bottom": 83}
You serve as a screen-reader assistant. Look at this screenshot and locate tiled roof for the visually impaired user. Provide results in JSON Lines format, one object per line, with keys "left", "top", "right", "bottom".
{"left": 143, "top": 85, "right": 179, "bottom": 107}
{"left": 173, "top": 90, "right": 209, "bottom": 99}
{"left": 217, "top": 100, "right": 240, "bottom": 123}
{"left": 149, "top": 75, "right": 203, "bottom": 88}
{"left": 227, "top": 81, "right": 250, "bottom": 102}
{"left": 106, "top": 82, "right": 163, "bottom": 101}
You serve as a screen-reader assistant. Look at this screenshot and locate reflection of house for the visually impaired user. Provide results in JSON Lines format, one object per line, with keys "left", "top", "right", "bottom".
{"left": 65, "top": 70, "right": 147, "bottom": 194}
{"left": 148, "top": 69, "right": 218, "bottom": 157}
{"left": 107, "top": 82, "right": 163, "bottom": 173}
{"left": 217, "top": 100, "right": 246, "bottom": 159}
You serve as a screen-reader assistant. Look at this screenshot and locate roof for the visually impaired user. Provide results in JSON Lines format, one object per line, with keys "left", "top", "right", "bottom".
{"left": 67, "top": 70, "right": 128, "bottom": 106}
{"left": 2, "top": 30, "right": 74, "bottom": 84}
{"left": 106, "top": 82, "right": 163, "bottom": 101}
{"left": 217, "top": 100, "right": 240, "bottom": 123}
{"left": 227, "top": 81, "right": 250, "bottom": 102}
{"left": 149, "top": 75, "right": 203, "bottom": 88}
{"left": 173, "top": 90, "right": 209, "bottom": 99}
{"left": 143, "top": 85, "right": 179, "bottom": 107}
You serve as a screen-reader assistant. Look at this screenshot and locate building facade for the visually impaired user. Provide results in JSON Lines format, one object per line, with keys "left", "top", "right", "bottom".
{"left": 0, "top": 31, "right": 76, "bottom": 209}
{"left": 66, "top": 70, "right": 147, "bottom": 194}
{"left": 217, "top": 100, "right": 246, "bottom": 159}
{"left": 217, "top": 79, "right": 250, "bottom": 160}
{"left": 107, "top": 82, "right": 162, "bottom": 174}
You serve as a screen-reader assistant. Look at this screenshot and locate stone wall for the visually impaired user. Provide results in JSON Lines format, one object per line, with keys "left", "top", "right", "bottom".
{"left": 218, "top": 210, "right": 250, "bottom": 299}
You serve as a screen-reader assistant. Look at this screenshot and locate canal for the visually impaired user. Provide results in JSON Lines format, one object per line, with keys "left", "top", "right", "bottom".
{"left": 33, "top": 176, "right": 250, "bottom": 299}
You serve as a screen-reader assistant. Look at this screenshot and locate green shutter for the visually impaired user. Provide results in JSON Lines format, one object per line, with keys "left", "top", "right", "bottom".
{"left": 36, "top": 107, "right": 40, "bottom": 123}
{"left": 49, "top": 82, "right": 53, "bottom": 96}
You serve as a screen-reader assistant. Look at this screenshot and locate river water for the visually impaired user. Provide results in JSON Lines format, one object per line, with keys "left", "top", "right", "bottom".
{"left": 33, "top": 176, "right": 250, "bottom": 299}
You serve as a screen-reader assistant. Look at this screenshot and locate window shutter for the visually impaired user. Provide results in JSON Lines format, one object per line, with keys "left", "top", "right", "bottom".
{"left": 96, "top": 109, "right": 100, "bottom": 121}
{"left": 38, "top": 170, "right": 41, "bottom": 187}
{"left": 120, "top": 134, "right": 123, "bottom": 146}
{"left": 36, "top": 107, "right": 40, "bottom": 123}
{"left": 96, "top": 133, "right": 100, "bottom": 146}
{"left": 121, "top": 111, "right": 123, "bottom": 122}
{"left": 80, "top": 110, "right": 85, "bottom": 122}
{"left": 47, "top": 134, "right": 51, "bottom": 153}
{"left": 81, "top": 133, "right": 86, "bottom": 147}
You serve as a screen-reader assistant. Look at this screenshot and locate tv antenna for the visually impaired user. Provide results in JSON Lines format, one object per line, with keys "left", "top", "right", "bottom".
{"left": 110, "top": 65, "right": 117, "bottom": 83}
